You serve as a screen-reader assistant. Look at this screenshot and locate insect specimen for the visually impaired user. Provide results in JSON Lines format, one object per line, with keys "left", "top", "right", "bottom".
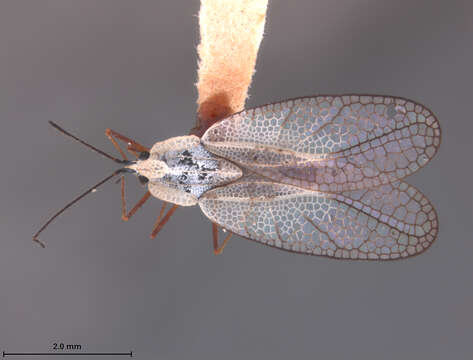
{"left": 34, "top": 94, "right": 440, "bottom": 260}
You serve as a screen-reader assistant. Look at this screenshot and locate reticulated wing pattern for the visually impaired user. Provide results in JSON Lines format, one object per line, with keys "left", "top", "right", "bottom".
{"left": 199, "top": 180, "right": 438, "bottom": 260}
{"left": 202, "top": 95, "right": 441, "bottom": 192}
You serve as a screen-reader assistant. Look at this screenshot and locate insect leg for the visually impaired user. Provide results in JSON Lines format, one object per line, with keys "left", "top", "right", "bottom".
{"left": 120, "top": 176, "right": 151, "bottom": 221}
{"left": 105, "top": 128, "right": 150, "bottom": 160}
{"left": 156, "top": 202, "right": 168, "bottom": 223}
{"left": 150, "top": 204, "right": 179, "bottom": 239}
{"left": 212, "top": 223, "right": 232, "bottom": 255}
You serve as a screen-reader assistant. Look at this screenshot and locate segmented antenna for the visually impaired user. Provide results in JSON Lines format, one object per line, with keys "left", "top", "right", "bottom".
{"left": 33, "top": 170, "right": 129, "bottom": 247}
{"left": 33, "top": 122, "right": 135, "bottom": 247}
{"left": 48, "top": 121, "right": 129, "bottom": 164}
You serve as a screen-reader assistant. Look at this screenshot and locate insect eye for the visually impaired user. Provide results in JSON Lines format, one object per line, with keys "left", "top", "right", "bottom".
{"left": 139, "top": 151, "right": 150, "bottom": 160}
{"left": 138, "top": 175, "right": 149, "bottom": 185}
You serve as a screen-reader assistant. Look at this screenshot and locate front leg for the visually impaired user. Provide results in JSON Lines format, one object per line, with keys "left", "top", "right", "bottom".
{"left": 105, "top": 128, "right": 150, "bottom": 160}
{"left": 120, "top": 176, "right": 152, "bottom": 221}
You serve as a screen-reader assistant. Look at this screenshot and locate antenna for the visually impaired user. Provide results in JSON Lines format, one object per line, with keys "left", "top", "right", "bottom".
{"left": 33, "top": 168, "right": 132, "bottom": 247}
{"left": 32, "top": 122, "right": 136, "bottom": 247}
{"left": 48, "top": 121, "right": 129, "bottom": 164}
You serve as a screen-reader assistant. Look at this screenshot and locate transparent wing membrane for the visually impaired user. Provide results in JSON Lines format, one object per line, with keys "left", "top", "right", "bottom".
{"left": 200, "top": 95, "right": 440, "bottom": 258}
{"left": 202, "top": 95, "right": 441, "bottom": 192}
{"left": 199, "top": 180, "right": 438, "bottom": 260}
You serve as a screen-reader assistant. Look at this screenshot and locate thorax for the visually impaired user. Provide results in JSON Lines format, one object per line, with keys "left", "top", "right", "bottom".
{"left": 129, "top": 135, "right": 242, "bottom": 206}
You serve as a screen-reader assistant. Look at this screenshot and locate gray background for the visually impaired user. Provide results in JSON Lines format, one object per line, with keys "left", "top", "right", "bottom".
{"left": 1, "top": 1, "right": 471, "bottom": 359}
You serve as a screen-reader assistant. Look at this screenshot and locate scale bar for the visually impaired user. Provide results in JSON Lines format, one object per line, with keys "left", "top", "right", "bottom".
{"left": 3, "top": 352, "right": 132, "bottom": 357}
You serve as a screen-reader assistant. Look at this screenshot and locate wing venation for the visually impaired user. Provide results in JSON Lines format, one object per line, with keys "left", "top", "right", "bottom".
{"left": 198, "top": 180, "right": 438, "bottom": 260}
{"left": 202, "top": 95, "right": 441, "bottom": 192}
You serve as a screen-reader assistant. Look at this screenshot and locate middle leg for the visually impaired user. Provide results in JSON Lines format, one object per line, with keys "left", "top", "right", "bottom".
{"left": 212, "top": 223, "right": 232, "bottom": 255}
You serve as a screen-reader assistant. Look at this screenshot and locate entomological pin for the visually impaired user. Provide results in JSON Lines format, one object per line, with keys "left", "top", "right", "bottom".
{"left": 34, "top": 95, "right": 441, "bottom": 260}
